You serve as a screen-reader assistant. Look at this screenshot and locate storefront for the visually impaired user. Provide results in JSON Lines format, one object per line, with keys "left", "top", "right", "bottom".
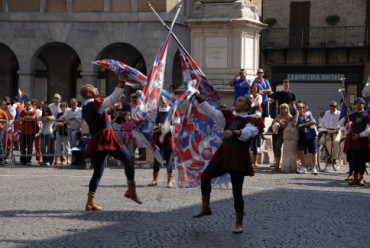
{"left": 269, "top": 65, "right": 363, "bottom": 119}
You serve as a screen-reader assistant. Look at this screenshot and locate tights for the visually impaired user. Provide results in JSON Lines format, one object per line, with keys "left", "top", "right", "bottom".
{"left": 89, "top": 147, "right": 134, "bottom": 192}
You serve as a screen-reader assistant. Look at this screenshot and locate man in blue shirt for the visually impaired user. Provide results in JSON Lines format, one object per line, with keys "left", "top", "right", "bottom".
{"left": 229, "top": 69, "right": 251, "bottom": 103}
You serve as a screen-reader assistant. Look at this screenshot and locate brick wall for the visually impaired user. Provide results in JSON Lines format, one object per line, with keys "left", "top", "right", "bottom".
{"left": 263, "top": 0, "right": 366, "bottom": 28}
{"left": 47, "top": 0, "right": 67, "bottom": 12}
{"left": 9, "top": 0, "right": 40, "bottom": 12}
{"left": 111, "top": 0, "right": 131, "bottom": 12}
{"left": 73, "top": 0, "right": 104, "bottom": 12}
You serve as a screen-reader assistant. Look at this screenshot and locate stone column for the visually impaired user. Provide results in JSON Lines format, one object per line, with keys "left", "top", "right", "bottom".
{"left": 186, "top": 0, "right": 266, "bottom": 107}
{"left": 81, "top": 71, "right": 98, "bottom": 86}
{"left": 18, "top": 71, "right": 35, "bottom": 98}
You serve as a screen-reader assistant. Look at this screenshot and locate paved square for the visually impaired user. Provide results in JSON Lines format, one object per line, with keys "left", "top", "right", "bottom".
{"left": 0, "top": 165, "right": 369, "bottom": 248}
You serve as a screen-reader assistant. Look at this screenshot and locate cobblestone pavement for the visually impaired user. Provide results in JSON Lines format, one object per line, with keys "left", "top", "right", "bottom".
{"left": 0, "top": 163, "right": 369, "bottom": 248}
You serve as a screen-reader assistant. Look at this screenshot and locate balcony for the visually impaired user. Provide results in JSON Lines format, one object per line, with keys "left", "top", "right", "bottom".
{"left": 261, "top": 26, "right": 370, "bottom": 49}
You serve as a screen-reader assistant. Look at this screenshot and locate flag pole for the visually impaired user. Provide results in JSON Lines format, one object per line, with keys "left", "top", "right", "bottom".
{"left": 147, "top": 1, "right": 192, "bottom": 58}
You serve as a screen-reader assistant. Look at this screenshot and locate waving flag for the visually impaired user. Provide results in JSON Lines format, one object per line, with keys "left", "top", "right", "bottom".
{"left": 142, "top": 32, "right": 172, "bottom": 130}
{"left": 18, "top": 88, "right": 28, "bottom": 103}
{"left": 94, "top": 59, "right": 146, "bottom": 88}
{"left": 173, "top": 48, "right": 227, "bottom": 189}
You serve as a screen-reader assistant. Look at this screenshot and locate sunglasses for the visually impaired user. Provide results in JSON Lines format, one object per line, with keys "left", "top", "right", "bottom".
{"left": 281, "top": 107, "right": 287, "bottom": 109}
{"left": 257, "top": 72, "right": 263, "bottom": 74}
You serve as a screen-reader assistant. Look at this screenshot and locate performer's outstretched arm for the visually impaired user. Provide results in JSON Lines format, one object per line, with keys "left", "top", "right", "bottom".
{"left": 193, "top": 94, "right": 225, "bottom": 127}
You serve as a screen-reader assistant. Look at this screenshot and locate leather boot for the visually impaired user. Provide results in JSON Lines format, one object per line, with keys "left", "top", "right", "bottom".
{"left": 148, "top": 172, "right": 159, "bottom": 186}
{"left": 167, "top": 173, "right": 174, "bottom": 188}
{"left": 85, "top": 191, "right": 102, "bottom": 211}
{"left": 124, "top": 180, "right": 142, "bottom": 204}
{"left": 358, "top": 175, "right": 365, "bottom": 186}
{"left": 348, "top": 173, "right": 359, "bottom": 185}
{"left": 232, "top": 212, "right": 244, "bottom": 234}
{"left": 345, "top": 172, "right": 354, "bottom": 181}
{"left": 193, "top": 196, "right": 212, "bottom": 217}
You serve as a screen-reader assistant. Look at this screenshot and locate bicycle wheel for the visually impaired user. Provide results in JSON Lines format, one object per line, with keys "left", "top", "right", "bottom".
{"left": 317, "top": 145, "right": 328, "bottom": 172}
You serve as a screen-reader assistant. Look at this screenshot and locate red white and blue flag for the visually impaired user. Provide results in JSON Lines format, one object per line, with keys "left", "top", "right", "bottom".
{"left": 18, "top": 88, "right": 28, "bottom": 103}
{"left": 174, "top": 48, "right": 228, "bottom": 189}
{"left": 93, "top": 59, "right": 146, "bottom": 88}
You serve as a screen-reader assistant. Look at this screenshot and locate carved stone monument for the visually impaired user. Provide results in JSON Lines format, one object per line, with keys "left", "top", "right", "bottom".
{"left": 186, "top": 0, "right": 266, "bottom": 106}
{"left": 281, "top": 122, "right": 299, "bottom": 173}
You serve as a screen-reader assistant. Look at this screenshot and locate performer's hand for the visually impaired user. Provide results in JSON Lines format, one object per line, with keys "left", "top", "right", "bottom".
{"left": 222, "top": 130, "right": 233, "bottom": 139}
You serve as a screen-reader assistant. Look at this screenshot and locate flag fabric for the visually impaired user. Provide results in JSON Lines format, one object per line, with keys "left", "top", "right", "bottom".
{"left": 93, "top": 59, "right": 146, "bottom": 88}
{"left": 18, "top": 88, "right": 28, "bottom": 103}
{"left": 339, "top": 89, "right": 348, "bottom": 120}
{"left": 142, "top": 31, "right": 172, "bottom": 130}
{"left": 174, "top": 47, "right": 228, "bottom": 189}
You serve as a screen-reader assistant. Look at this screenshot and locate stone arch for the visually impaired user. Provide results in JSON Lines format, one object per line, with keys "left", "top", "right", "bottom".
{"left": 95, "top": 43, "right": 147, "bottom": 97}
{"left": 31, "top": 42, "right": 81, "bottom": 102}
{"left": 0, "top": 43, "right": 19, "bottom": 99}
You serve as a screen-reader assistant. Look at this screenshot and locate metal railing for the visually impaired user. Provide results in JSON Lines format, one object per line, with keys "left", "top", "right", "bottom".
{"left": 261, "top": 26, "right": 370, "bottom": 49}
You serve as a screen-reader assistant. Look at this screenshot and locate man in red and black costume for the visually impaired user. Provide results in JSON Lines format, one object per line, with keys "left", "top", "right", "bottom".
{"left": 192, "top": 94, "right": 264, "bottom": 234}
{"left": 80, "top": 74, "right": 142, "bottom": 211}
{"left": 345, "top": 97, "right": 370, "bottom": 186}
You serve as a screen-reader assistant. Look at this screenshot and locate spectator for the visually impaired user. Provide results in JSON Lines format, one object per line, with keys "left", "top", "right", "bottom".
{"left": 293, "top": 101, "right": 319, "bottom": 174}
{"left": 319, "top": 101, "right": 341, "bottom": 165}
{"left": 269, "top": 79, "right": 296, "bottom": 115}
{"left": 130, "top": 91, "right": 146, "bottom": 161}
{"left": 19, "top": 99, "right": 39, "bottom": 165}
{"left": 54, "top": 102, "right": 70, "bottom": 165}
{"left": 251, "top": 69, "right": 272, "bottom": 118}
{"left": 0, "top": 107, "right": 8, "bottom": 164}
{"left": 38, "top": 106, "right": 55, "bottom": 166}
{"left": 63, "top": 98, "right": 82, "bottom": 148}
{"left": 270, "top": 103, "right": 292, "bottom": 170}
{"left": 228, "top": 69, "right": 251, "bottom": 102}
{"left": 31, "top": 99, "right": 43, "bottom": 165}
{"left": 121, "top": 111, "right": 137, "bottom": 157}
{"left": 1, "top": 97, "right": 16, "bottom": 160}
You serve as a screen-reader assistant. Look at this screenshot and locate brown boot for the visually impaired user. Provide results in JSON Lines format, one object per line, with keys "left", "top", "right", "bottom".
{"left": 148, "top": 172, "right": 159, "bottom": 186}
{"left": 232, "top": 212, "right": 244, "bottom": 234}
{"left": 167, "top": 173, "right": 174, "bottom": 188}
{"left": 193, "top": 196, "right": 212, "bottom": 217}
{"left": 358, "top": 175, "right": 365, "bottom": 186}
{"left": 345, "top": 172, "right": 354, "bottom": 181}
{"left": 348, "top": 173, "right": 359, "bottom": 185}
{"left": 85, "top": 191, "right": 102, "bottom": 211}
{"left": 124, "top": 180, "right": 142, "bottom": 204}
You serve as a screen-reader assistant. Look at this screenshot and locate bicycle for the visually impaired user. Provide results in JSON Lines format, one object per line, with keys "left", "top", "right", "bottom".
{"left": 317, "top": 129, "right": 344, "bottom": 172}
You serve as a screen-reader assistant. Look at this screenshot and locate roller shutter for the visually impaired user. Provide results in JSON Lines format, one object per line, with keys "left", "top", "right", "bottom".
{"left": 291, "top": 82, "right": 342, "bottom": 119}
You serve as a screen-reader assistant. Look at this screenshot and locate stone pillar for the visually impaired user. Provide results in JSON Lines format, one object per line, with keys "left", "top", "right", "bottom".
{"left": 18, "top": 71, "right": 35, "bottom": 98}
{"left": 186, "top": 0, "right": 266, "bottom": 107}
{"left": 81, "top": 71, "right": 98, "bottom": 86}
{"left": 281, "top": 122, "right": 299, "bottom": 173}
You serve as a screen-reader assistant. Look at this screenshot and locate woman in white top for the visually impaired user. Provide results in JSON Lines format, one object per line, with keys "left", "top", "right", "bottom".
{"left": 248, "top": 84, "right": 263, "bottom": 106}
{"left": 38, "top": 106, "right": 55, "bottom": 166}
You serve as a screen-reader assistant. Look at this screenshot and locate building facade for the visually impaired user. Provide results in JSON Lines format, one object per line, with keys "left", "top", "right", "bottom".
{"left": 261, "top": 0, "right": 370, "bottom": 118}
{"left": 0, "top": 0, "right": 265, "bottom": 105}
{"left": 0, "top": 0, "right": 198, "bottom": 102}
